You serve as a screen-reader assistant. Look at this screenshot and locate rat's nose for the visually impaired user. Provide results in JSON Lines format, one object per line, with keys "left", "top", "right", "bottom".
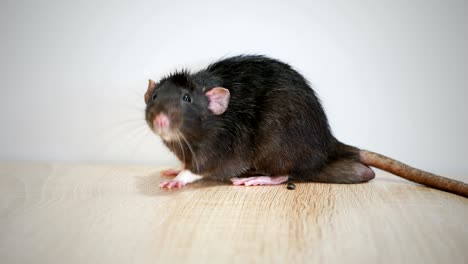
{"left": 154, "top": 113, "right": 170, "bottom": 129}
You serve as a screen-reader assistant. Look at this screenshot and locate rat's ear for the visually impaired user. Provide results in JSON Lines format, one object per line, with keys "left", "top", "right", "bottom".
{"left": 144, "top": 79, "right": 157, "bottom": 104}
{"left": 205, "top": 87, "right": 230, "bottom": 115}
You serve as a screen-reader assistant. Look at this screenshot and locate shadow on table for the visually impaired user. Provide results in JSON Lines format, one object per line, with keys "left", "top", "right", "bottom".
{"left": 135, "top": 170, "right": 230, "bottom": 197}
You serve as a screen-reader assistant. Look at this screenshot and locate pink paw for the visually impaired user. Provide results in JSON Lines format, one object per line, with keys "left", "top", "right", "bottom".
{"left": 159, "top": 180, "right": 186, "bottom": 189}
{"left": 230, "top": 176, "right": 289, "bottom": 186}
{"left": 160, "top": 168, "right": 182, "bottom": 177}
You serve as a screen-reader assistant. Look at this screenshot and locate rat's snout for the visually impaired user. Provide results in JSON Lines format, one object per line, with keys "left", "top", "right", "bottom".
{"left": 147, "top": 104, "right": 182, "bottom": 142}
{"left": 154, "top": 113, "right": 170, "bottom": 129}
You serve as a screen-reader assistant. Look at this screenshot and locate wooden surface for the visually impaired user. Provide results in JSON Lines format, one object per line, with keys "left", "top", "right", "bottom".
{"left": 0, "top": 163, "right": 467, "bottom": 264}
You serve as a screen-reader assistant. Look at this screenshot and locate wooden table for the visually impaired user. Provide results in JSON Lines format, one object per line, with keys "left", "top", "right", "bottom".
{"left": 0, "top": 163, "right": 467, "bottom": 264}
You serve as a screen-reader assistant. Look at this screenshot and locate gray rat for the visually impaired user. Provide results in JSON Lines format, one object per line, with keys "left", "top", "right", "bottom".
{"left": 144, "top": 55, "right": 468, "bottom": 197}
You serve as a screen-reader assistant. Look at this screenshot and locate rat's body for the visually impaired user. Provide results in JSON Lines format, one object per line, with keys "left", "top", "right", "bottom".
{"left": 145, "top": 55, "right": 468, "bottom": 197}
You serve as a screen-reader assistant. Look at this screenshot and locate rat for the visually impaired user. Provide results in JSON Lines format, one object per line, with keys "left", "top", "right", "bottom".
{"left": 144, "top": 55, "right": 468, "bottom": 197}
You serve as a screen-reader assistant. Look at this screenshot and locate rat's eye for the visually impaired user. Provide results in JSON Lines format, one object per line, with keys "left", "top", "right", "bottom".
{"left": 182, "top": 94, "right": 191, "bottom": 102}
{"left": 152, "top": 93, "right": 157, "bottom": 101}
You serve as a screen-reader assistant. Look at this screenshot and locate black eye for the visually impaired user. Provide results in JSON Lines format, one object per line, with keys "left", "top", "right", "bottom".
{"left": 152, "top": 93, "right": 157, "bottom": 101}
{"left": 182, "top": 94, "right": 191, "bottom": 102}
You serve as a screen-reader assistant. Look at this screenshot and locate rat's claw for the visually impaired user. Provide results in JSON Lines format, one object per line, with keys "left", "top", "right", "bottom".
{"left": 159, "top": 180, "right": 186, "bottom": 189}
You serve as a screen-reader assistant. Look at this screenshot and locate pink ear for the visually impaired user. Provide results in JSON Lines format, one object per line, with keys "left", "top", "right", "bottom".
{"left": 205, "top": 87, "right": 230, "bottom": 115}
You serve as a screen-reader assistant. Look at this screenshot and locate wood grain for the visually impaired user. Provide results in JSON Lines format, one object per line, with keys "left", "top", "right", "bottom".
{"left": 0, "top": 163, "right": 467, "bottom": 264}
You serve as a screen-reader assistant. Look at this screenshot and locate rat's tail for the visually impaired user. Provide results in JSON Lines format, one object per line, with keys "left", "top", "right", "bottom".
{"left": 358, "top": 149, "right": 468, "bottom": 198}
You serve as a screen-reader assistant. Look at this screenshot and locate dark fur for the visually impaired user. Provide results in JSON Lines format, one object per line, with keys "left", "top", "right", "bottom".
{"left": 145, "top": 55, "right": 374, "bottom": 183}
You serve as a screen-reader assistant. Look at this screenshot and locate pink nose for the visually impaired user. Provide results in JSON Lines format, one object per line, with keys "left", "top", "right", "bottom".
{"left": 154, "top": 113, "right": 170, "bottom": 129}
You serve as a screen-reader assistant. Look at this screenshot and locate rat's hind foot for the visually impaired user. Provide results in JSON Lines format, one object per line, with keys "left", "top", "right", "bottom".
{"left": 160, "top": 168, "right": 182, "bottom": 177}
{"left": 230, "top": 176, "right": 289, "bottom": 186}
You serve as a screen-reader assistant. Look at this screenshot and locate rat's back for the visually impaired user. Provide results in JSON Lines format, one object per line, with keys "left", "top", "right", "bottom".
{"left": 205, "top": 55, "right": 310, "bottom": 94}
{"left": 200, "top": 55, "right": 338, "bottom": 177}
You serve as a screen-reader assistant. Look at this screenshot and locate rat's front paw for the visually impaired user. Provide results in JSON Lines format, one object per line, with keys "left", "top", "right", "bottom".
{"left": 159, "top": 170, "right": 203, "bottom": 189}
{"left": 159, "top": 180, "right": 186, "bottom": 189}
{"left": 160, "top": 168, "right": 182, "bottom": 177}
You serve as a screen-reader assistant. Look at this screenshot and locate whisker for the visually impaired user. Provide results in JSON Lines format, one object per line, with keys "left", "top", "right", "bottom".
{"left": 179, "top": 133, "right": 199, "bottom": 173}
{"left": 105, "top": 120, "right": 149, "bottom": 148}
{"left": 120, "top": 104, "right": 146, "bottom": 113}
{"left": 100, "top": 121, "right": 148, "bottom": 143}
{"left": 131, "top": 89, "right": 144, "bottom": 98}
{"left": 106, "top": 118, "right": 147, "bottom": 128}
{"left": 176, "top": 132, "right": 186, "bottom": 166}
{"left": 128, "top": 126, "right": 153, "bottom": 162}
{"left": 93, "top": 122, "right": 150, "bottom": 160}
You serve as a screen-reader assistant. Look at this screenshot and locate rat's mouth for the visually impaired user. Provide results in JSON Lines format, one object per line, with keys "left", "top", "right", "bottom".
{"left": 148, "top": 112, "right": 181, "bottom": 142}
{"left": 154, "top": 127, "right": 180, "bottom": 142}
{"left": 149, "top": 112, "right": 181, "bottom": 142}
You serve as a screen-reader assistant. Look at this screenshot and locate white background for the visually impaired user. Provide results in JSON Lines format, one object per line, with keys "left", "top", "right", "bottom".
{"left": 1, "top": 0, "right": 467, "bottom": 175}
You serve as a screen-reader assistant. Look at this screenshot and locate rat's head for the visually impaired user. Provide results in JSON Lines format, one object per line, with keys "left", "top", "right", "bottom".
{"left": 144, "top": 73, "right": 230, "bottom": 142}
